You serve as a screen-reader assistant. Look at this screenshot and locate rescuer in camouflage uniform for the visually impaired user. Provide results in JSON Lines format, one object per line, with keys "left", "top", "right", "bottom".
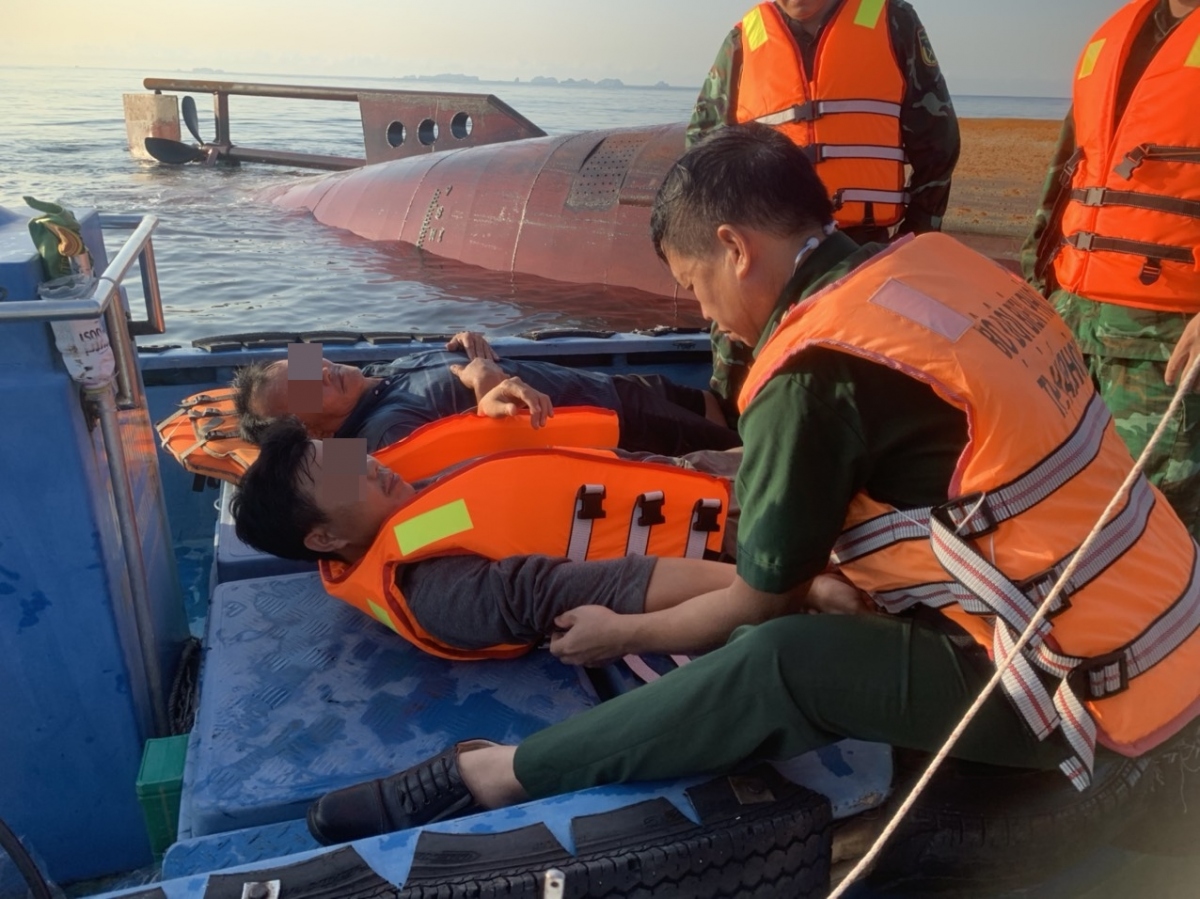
{"left": 687, "top": 0, "right": 961, "bottom": 417}
{"left": 1022, "top": 0, "right": 1200, "bottom": 537}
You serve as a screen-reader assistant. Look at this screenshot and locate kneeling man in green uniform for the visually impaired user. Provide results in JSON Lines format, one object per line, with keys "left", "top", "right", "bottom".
{"left": 305, "top": 124, "right": 1200, "bottom": 846}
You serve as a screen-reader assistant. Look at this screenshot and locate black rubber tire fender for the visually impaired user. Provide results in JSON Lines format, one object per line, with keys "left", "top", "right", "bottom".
{"left": 396, "top": 764, "right": 833, "bottom": 898}
{"left": 1109, "top": 717, "right": 1200, "bottom": 857}
{"left": 870, "top": 746, "right": 1154, "bottom": 892}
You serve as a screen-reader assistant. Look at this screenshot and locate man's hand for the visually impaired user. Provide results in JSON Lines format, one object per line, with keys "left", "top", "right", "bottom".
{"left": 549, "top": 606, "right": 630, "bottom": 666}
{"left": 805, "top": 573, "right": 874, "bottom": 615}
{"left": 1166, "top": 315, "right": 1200, "bottom": 392}
{"left": 446, "top": 331, "right": 499, "bottom": 362}
{"left": 477, "top": 376, "right": 554, "bottom": 429}
{"left": 450, "top": 358, "right": 505, "bottom": 395}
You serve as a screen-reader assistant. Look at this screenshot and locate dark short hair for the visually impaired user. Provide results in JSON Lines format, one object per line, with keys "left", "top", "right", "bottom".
{"left": 232, "top": 360, "right": 277, "bottom": 444}
{"left": 232, "top": 417, "right": 334, "bottom": 562}
{"left": 651, "top": 123, "right": 834, "bottom": 262}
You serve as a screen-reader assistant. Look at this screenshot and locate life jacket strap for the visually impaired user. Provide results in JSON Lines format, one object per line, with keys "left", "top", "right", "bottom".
{"left": 686, "top": 498, "right": 724, "bottom": 560}
{"left": 870, "top": 474, "right": 1156, "bottom": 617}
{"left": 752, "top": 98, "right": 903, "bottom": 126}
{"left": 566, "top": 484, "right": 606, "bottom": 562}
{"left": 835, "top": 394, "right": 1111, "bottom": 564}
{"left": 1113, "top": 143, "right": 1200, "bottom": 180}
{"left": 832, "top": 188, "right": 911, "bottom": 210}
{"left": 625, "top": 491, "right": 665, "bottom": 557}
{"left": 1060, "top": 147, "right": 1086, "bottom": 187}
{"left": 804, "top": 143, "right": 908, "bottom": 164}
{"left": 1033, "top": 548, "right": 1200, "bottom": 699}
{"left": 1063, "top": 231, "right": 1195, "bottom": 265}
{"left": 1069, "top": 187, "right": 1200, "bottom": 219}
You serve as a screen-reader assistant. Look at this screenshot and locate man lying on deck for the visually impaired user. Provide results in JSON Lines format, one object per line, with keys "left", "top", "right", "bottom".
{"left": 231, "top": 414, "right": 855, "bottom": 662}
{"left": 232, "top": 331, "right": 739, "bottom": 457}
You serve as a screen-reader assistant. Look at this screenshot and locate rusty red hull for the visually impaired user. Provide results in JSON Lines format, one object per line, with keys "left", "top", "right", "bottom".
{"left": 269, "top": 124, "right": 689, "bottom": 299}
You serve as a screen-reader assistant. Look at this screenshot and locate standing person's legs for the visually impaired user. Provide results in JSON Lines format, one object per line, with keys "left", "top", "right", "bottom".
{"left": 612, "top": 374, "right": 741, "bottom": 455}
{"left": 510, "top": 612, "right": 1065, "bottom": 800}
{"left": 1090, "top": 352, "right": 1200, "bottom": 538}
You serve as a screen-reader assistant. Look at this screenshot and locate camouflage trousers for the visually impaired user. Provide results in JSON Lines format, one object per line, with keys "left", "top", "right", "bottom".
{"left": 1052, "top": 291, "right": 1200, "bottom": 539}
{"left": 1084, "top": 352, "right": 1200, "bottom": 540}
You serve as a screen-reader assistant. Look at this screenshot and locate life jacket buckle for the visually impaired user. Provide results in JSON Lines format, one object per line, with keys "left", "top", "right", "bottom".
{"left": 1070, "top": 649, "right": 1130, "bottom": 700}
{"left": 635, "top": 493, "right": 666, "bottom": 528}
{"left": 1068, "top": 231, "right": 1096, "bottom": 252}
{"left": 690, "top": 498, "right": 722, "bottom": 533}
{"left": 1060, "top": 147, "right": 1085, "bottom": 186}
{"left": 1080, "top": 187, "right": 1107, "bottom": 207}
{"left": 574, "top": 485, "right": 607, "bottom": 521}
{"left": 933, "top": 491, "right": 999, "bottom": 538}
{"left": 1139, "top": 258, "right": 1163, "bottom": 286}
{"left": 1018, "top": 568, "right": 1074, "bottom": 619}
{"left": 1113, "top": 145, "right": 1147, "bottom": 181}
{"left": 792, "top": 101, "right": 817, "bottom": 122}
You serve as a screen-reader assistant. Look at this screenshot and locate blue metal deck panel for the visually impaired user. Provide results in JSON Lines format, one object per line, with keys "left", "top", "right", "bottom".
{"left": 187, "top": 572, "right": 599, "bottom": 836}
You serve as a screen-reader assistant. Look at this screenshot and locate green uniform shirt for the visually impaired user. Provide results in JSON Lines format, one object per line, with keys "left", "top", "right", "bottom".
{"left": 733, "top": 232, "right": 969, "bottom": 593}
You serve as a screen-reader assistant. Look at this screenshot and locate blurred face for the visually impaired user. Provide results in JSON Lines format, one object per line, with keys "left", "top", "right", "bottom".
{"left": 777, "top": 0, "right": 841, "bottom": 23}
{"left": 255, "top": 358, "right": 370, "bottom": 436}
{"left": 301, "top": 440, "right": 415, "bottom": 559}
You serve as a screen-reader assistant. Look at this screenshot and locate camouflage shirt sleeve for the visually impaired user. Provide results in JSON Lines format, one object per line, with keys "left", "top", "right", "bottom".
{"left": 686, "top": 28, "right": 742, "bottom": 149}
{"left": 708, "top": 326, "right": 755, "bottom": 425}
{"left": 889, "top": 0, "right": 961, "bottom": 235}
{"left": 1019, "top": 112, "right": 1077, "bottom": 293}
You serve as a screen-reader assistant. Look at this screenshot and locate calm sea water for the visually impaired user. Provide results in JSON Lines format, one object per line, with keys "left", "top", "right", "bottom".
{"left": 0, "top": 66, "right": 1069, "bottom": 346}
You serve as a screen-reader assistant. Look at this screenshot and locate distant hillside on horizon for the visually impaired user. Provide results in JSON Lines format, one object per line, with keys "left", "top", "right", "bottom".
{"left": 394, "top": 72, "right": 685, "bottom": 91}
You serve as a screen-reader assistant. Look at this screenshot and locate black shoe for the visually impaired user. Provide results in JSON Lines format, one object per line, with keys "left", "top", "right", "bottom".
{"left": 307, "top": 744, "right": 480, "bottom": 845}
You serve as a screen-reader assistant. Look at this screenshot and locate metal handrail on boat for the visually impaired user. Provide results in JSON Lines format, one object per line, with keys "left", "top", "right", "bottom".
{"left": 0, "top": 213, "right": 165, "bottom": 408}
{"left": 0, "top": 213, "right": 172, "bottom": 735}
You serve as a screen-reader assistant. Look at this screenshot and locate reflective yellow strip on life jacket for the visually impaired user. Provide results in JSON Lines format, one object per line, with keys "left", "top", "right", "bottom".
{"left": 393, "top": 499, "right": 475, "bottom": 556}
{"left": 1187, "top": 35, "right": 1200, "bottom": 68}
{"left": 1079, "top": 39, "right": 1107, "bottom": 79}
{"left": 853, "top": 0, "right": 886, "bottom": 29}
{"left": 743, "top": 6, "right": 769, "bottom": 51}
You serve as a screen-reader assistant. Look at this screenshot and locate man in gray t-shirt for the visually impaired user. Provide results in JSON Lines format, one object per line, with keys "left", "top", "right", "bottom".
{"left": 232, "top": 417, "right": 740, "bottom": 658}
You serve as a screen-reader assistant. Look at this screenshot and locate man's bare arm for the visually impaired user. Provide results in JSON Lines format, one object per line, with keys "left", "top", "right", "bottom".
{"left": 549, "top": 571, "right": 871, "bottom": 665}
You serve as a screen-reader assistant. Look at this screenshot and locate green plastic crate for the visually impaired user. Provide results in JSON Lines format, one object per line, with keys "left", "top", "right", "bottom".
{"left": 135, "top": 734, "right": 189, "bottom": 858}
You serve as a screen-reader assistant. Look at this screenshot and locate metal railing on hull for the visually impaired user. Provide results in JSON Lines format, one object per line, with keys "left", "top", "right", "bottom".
{"left": 0, "top": 214, "right": 171, "bottom": 734}
{"left": 136, "top": 77, "right": 546, "bottom": 170}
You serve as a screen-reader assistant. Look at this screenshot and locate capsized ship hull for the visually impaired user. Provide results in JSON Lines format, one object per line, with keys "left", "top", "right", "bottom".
{"left": 268, "top": 124, "right": 689, "bottom": 299}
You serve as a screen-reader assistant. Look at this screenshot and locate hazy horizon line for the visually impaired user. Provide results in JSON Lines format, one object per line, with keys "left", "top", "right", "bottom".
{"left": 0, "top": 63, "right": 1073, "bottom": 102}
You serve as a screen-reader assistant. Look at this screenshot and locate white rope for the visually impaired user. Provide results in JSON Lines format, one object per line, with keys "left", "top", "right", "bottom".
{"left": 828, "top": 351, "right": 1200, "bottom": 899}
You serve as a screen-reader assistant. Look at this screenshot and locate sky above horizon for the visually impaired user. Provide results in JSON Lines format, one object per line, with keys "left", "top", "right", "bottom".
{"left": 5, "top": 0, "right": 1129, "bottom": 97}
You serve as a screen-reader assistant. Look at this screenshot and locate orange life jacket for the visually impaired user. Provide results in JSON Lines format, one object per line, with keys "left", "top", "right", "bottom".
{"left": 734, "top": 0, "right": 908, "bottom": 229}
{"left": 320, "top": 413, "right": 729, "bottom": 661}
{"left": 1053, "top": 0, "right": 1200, "bottom": 312}
{"left": 740, "top": 233, "right": 1200, "bottom": 789}
{"left": 156, "top": 388, "right": 260, "bottom": 486}
{"left": 370, "top": 405, "right": 620, "bottom": 482}
{"left": 156, "top": 385, "right": 619, "bottom": 488}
